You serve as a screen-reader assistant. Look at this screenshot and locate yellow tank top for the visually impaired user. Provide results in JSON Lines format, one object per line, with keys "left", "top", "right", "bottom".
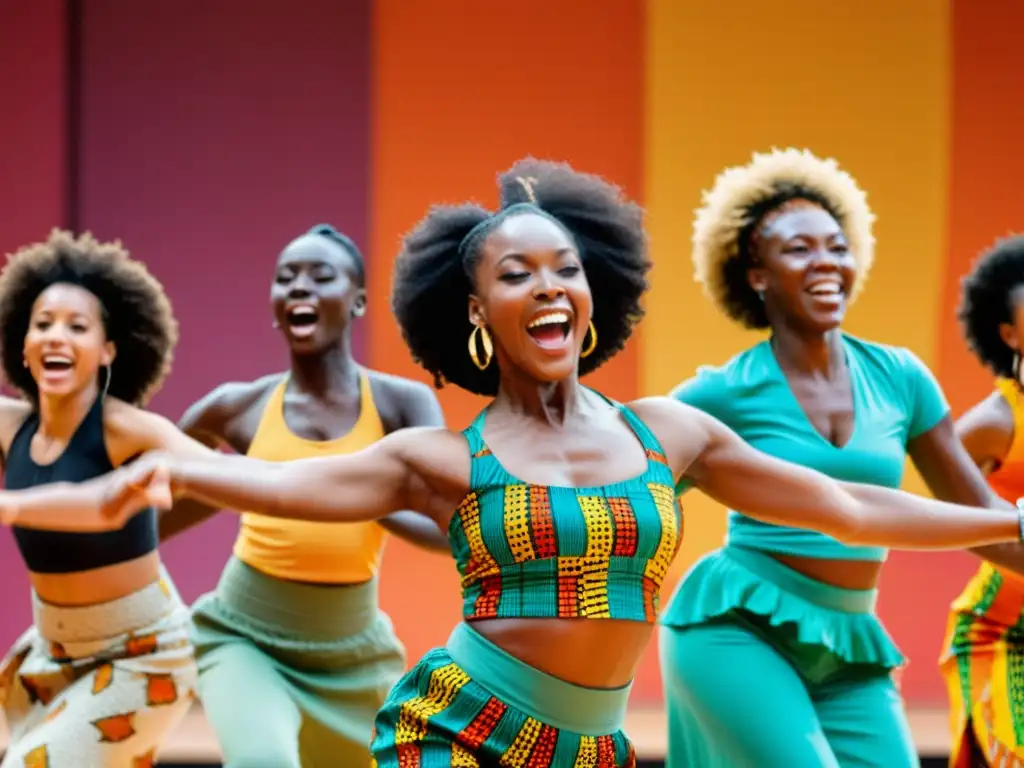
{"left": 987, "top": 378, "right": 1024, "bottom": 503}
{"left": 232, "top": 372, "right": 388, "bottom": 584}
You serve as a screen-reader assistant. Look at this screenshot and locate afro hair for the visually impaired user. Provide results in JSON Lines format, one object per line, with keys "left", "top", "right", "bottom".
{"left": 391, "top": 157, "right": 650, "bottom": 396}
{"left": 0, "top": 229, "right": 178, "bottom": 405}
{"left": 959, "top": 234, "right": 1024, "bottom": 379}
{"left": 692, "top": 147, "right": 876, "bottom": 328}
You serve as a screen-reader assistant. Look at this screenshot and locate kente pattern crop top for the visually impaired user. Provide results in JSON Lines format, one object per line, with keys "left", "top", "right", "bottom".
{"left": 448, "top": 401, "right": 683, "bottom": 622}
{"left": 673, "top": 333, "right": 949, "bottom": 562}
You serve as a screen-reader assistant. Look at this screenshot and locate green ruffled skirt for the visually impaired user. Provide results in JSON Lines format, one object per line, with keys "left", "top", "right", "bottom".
{"left": 658, "top": 546, "right": 915, "bottom": 767}
{"left": 660, "top": 544, "right": 903, "bottom": 671}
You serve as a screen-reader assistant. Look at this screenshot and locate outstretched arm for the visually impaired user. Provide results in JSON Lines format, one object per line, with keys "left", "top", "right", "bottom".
{"left": 628, "top": 395, "right": 1023, "bottom": 550}
{"left": 686, "top": 406, "right": 1020, "bottom": 549}
{"left": 127, "top": 426, "right": 459, "bottom": 529}
{"left": 0, "top": 468, "right": 169, "bottom": 532}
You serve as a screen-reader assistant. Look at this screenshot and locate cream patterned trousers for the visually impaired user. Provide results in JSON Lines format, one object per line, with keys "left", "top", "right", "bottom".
{"left": 0, "top": 574, "right": 197, "bottom": 767}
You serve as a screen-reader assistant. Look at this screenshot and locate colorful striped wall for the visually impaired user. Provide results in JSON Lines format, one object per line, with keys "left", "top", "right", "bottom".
{"left": 1, "top": 0, "right": 1022, "bottom": 708}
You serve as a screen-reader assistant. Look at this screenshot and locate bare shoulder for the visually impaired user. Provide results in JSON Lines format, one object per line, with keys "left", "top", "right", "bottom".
{"left": 182, "top": 374, "right": 283, "bottom": 430}
{"left": 102, "top": 399, "right": 180, "bottom": 462}
{"left": 0, "top": 395, "right": 33, "bottom": 453}
{"left": 956, "top": 389, "right": 1016, "bottom": 468}
{"left": 373, "top": 423, "right": 471, "bottom": 515}
{"left": 961, "top": 390, "right": 1014, "bottom": 434}
{"left": 102, "top": 398, "right": 167, "bottom": 463}
{"left": 626, "top": 396, "right": 715, "bottom": 479}
{"left": 365, "top": 369, "right": 445, "bottom": 430}
{"left": 387, "top": 423, "right": 467, "bottom": 467}
{"left": 103, "top": 397, "right": 221, "bottom": 467}
{"left": 102, "top": 397, "right": 164, "bottom": 434}
{"left": 628, "top": 395, "right": 713, "bottom": 432}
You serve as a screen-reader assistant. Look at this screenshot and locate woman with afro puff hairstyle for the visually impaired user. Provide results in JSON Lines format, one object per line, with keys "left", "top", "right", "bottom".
{"left": 0, "top": 230, "right": 217, "bottom": 767}
{"left": 939, "top": 234, "right": 1024, "bottom": 767}
{"left": 101, "top": 158, "right": 1024, "bottom": 767}
{"left": 659, "top": 149, "right": 1024, "bottom": 767}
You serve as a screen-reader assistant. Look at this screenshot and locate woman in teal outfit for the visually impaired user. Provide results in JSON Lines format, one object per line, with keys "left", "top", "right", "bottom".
{"left": 90, "top": 157, "right": 1024, "bottom": 768}
{"left": 659, "top": 148, "right": 1024, "bottom": 767}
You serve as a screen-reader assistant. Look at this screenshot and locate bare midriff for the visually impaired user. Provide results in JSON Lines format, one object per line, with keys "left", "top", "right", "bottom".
{"left": 472, "top": 617, "right": 653, "bottom": 689}
{"left": 29, "top": 550, "right": 162, "bottom": 606}
{"left": 771, "top": 553, "right": 884, "bottom": 590}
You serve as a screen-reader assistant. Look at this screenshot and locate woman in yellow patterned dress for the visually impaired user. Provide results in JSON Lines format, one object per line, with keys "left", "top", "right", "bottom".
{"left": 942, "top": 234, "right": 1024, "bottom": 767}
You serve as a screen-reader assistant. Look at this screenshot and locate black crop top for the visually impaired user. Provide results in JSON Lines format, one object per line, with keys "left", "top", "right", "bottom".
{"left": 6, "top": 396, "right": 158, "bottom": 574}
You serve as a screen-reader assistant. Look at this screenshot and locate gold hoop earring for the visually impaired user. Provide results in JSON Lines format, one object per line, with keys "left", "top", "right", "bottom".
{"left": 581, "top": 321, "right": 598, "bottom": 359}
{"left": 468, "top": 325, "right": 493, "bottom": 371}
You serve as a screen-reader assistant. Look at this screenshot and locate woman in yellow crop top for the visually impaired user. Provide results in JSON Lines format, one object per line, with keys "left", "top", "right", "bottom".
{"left": 94, "top": 159, "right": 1024, "bottom": 768}
{"left": 941, "top": 234, "right": 1024, "bottom": 767}
{"left": 157, "top": 225, "right": 449, "bottom": 767}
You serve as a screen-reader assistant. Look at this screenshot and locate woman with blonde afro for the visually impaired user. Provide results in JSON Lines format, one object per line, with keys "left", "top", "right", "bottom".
{"left": 659, "top": 149, "right": 1024, "bottom": 766}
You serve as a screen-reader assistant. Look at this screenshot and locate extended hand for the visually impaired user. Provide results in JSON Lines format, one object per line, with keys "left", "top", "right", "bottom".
{"left": 100, "top": 457, "right": 173, "bottom": 529}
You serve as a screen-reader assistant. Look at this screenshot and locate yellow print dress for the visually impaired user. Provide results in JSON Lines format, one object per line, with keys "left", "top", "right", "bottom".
{"left": 941, "top": 378, "right": 1024, "bottom": 767}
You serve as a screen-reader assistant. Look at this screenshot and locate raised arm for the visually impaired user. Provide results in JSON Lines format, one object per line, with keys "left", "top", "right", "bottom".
{"left": 375, "top": 377, "right": 451, "bottom": 553}
{"left": 636, "top": 397, "right": 1023, "bottom": 550}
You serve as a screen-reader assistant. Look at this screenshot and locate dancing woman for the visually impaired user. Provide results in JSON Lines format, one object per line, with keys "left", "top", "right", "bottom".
{"left": 941, "top": 235, "right": 1024, "bottom": 767}
{"left": 159, "top": 224, "right": 447, "bottom": 766}
{"left": 0, "top": 231, "right": 207, "bottom": 766}
{"left": 659, "top": 149, "right": 1022, "bottom": 767}
{"left": 98, "top": 159, "right": 1024, "bottom": 767}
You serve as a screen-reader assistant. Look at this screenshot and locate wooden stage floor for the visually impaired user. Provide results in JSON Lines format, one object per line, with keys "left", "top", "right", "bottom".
{"left": 0, "top": 703, "right": 953, "bottom": 764}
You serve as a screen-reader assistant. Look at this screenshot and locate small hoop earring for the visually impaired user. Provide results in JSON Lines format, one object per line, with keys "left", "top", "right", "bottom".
{"left": 581, "top": 321, "right": 598, "bottom": 359}
{"left": 1014, "top": 352, "right": 1021, "bottom": 386}
{"left": 468, "top": 325, "right": 493, "bottom": 371}
{"left": 100, "top": 365, "right": 111, "bottom": 401}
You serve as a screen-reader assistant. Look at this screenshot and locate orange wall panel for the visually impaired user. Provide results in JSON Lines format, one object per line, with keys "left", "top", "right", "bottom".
{"left": 644, "top": 0, "right": 952, "bottom": 705}
{"left": 369, "top": 0, "right": 645, "bottom": 675}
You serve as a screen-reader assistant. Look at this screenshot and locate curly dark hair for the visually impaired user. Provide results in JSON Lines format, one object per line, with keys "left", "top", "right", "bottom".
{"left": 391, "top": 157, "right": 650, "bottom": 396}
{"left": 959, "top": 234, "right": 1024, "bottom": 378}
{"left": 0, "top": 229, "right": 178, "bottom": 405}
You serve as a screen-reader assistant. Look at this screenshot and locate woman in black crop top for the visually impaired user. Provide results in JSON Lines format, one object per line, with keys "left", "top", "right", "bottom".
{"left": 94, "top": 159, "right": 1024, "bottom": 767}
{"left": 0, "top": 230, "right": 215, "bottom": 767}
